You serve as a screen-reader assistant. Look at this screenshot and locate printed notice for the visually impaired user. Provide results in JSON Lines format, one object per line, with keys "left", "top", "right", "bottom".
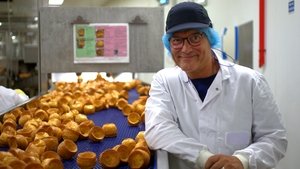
{"left": 74, "top": 23, "right": 129, "bottom": 63}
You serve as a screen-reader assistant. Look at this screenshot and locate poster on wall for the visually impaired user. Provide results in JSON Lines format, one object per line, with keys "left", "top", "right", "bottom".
{"left": 73, "top": 23, "right": 129, "bottom": 63}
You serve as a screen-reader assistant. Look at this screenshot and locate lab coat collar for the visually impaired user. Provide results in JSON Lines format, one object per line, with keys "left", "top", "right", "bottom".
{"left": 212, "top": 49, "right": 232, "bottom": 81}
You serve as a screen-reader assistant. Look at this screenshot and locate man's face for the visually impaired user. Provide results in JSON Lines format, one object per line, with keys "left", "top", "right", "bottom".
{"left": 170, "top": 29, "right": 212, "bottom": 78}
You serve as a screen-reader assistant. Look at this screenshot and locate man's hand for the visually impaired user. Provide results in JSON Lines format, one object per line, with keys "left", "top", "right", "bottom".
{"left": 204, "top": 154, "right": 244, "bottom": 169}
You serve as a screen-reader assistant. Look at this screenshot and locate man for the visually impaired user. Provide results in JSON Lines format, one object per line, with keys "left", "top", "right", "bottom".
{"left": 144, "top": 2, "right": 287, "bottom": 169}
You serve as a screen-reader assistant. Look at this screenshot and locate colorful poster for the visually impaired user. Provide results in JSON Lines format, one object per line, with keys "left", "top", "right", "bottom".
{"left": 74, "top": 23, "right": 129, "bottom": 63}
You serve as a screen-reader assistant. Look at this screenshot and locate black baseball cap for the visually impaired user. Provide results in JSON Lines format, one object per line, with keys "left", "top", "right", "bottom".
{"left": 166, "top": 2, "right": 212, "bottom": 33}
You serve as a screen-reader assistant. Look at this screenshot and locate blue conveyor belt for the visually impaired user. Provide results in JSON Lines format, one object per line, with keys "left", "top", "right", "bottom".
{"left": 0, "top": 89, "right": 156, "bottom": 169}
{"left": 63, "top": 89, "right": 154, "bottom": 169}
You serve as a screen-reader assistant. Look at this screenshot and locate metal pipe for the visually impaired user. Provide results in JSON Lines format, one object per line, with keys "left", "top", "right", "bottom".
{"left": 259, "top": 0, "right": 265, "bottom": 67}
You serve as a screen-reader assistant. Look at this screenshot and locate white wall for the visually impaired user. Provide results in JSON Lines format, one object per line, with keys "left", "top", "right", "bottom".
{"left": 266, "top": 1, "right": 300, "bottom": 169}
{"left": 206, "top": 0, "right": 259, "bottom": 69}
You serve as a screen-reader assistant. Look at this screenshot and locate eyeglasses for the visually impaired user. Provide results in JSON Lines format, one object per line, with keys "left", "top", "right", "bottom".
{"left": 169, "top": 32, "right": 205, "bottom": 49}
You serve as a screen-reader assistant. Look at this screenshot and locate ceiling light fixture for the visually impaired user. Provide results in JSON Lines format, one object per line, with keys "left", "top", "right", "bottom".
{"left": 48, "top": 0, "right": 64, "bottom": 6}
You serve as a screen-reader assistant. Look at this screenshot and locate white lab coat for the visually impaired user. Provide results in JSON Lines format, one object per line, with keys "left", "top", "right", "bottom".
{"left": 145, "top": 51, "right": 287, "bottom": 169}
{"left": 0, "top": 86, "right": 29, "bottom": 113}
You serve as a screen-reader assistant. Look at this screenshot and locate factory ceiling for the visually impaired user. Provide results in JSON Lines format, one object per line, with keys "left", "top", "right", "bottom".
{"left": 0, "top": 0, "right": 110, "bottom": 32}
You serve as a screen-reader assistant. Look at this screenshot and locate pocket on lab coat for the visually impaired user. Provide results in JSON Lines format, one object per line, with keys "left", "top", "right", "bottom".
{"left": 225, "top": 131, "right": 251, "bottom": 150}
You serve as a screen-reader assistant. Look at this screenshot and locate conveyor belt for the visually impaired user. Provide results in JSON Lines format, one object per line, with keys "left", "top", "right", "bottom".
{"left": 0, "top": 89, "right": 156, "bottom": 169}
{"left": 64, "top": 89, "right": 155, "bottom": 168}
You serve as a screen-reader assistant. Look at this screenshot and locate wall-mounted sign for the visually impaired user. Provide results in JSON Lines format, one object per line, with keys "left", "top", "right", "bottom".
{"left": 288, "top": 0, "right": 295, "bottom": 13}
{"left": 73, "top": 23, "right": 129, "bottom": 63}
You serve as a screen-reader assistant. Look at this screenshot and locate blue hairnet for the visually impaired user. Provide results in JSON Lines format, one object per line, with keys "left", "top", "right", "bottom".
{"left": 162, "top": 27, "right": 221, "bottom": 54}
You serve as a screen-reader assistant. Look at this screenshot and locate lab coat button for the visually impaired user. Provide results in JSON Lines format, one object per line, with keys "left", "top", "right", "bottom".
{"left": 216, "top": 88, "right": 219, "bottom": 91}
